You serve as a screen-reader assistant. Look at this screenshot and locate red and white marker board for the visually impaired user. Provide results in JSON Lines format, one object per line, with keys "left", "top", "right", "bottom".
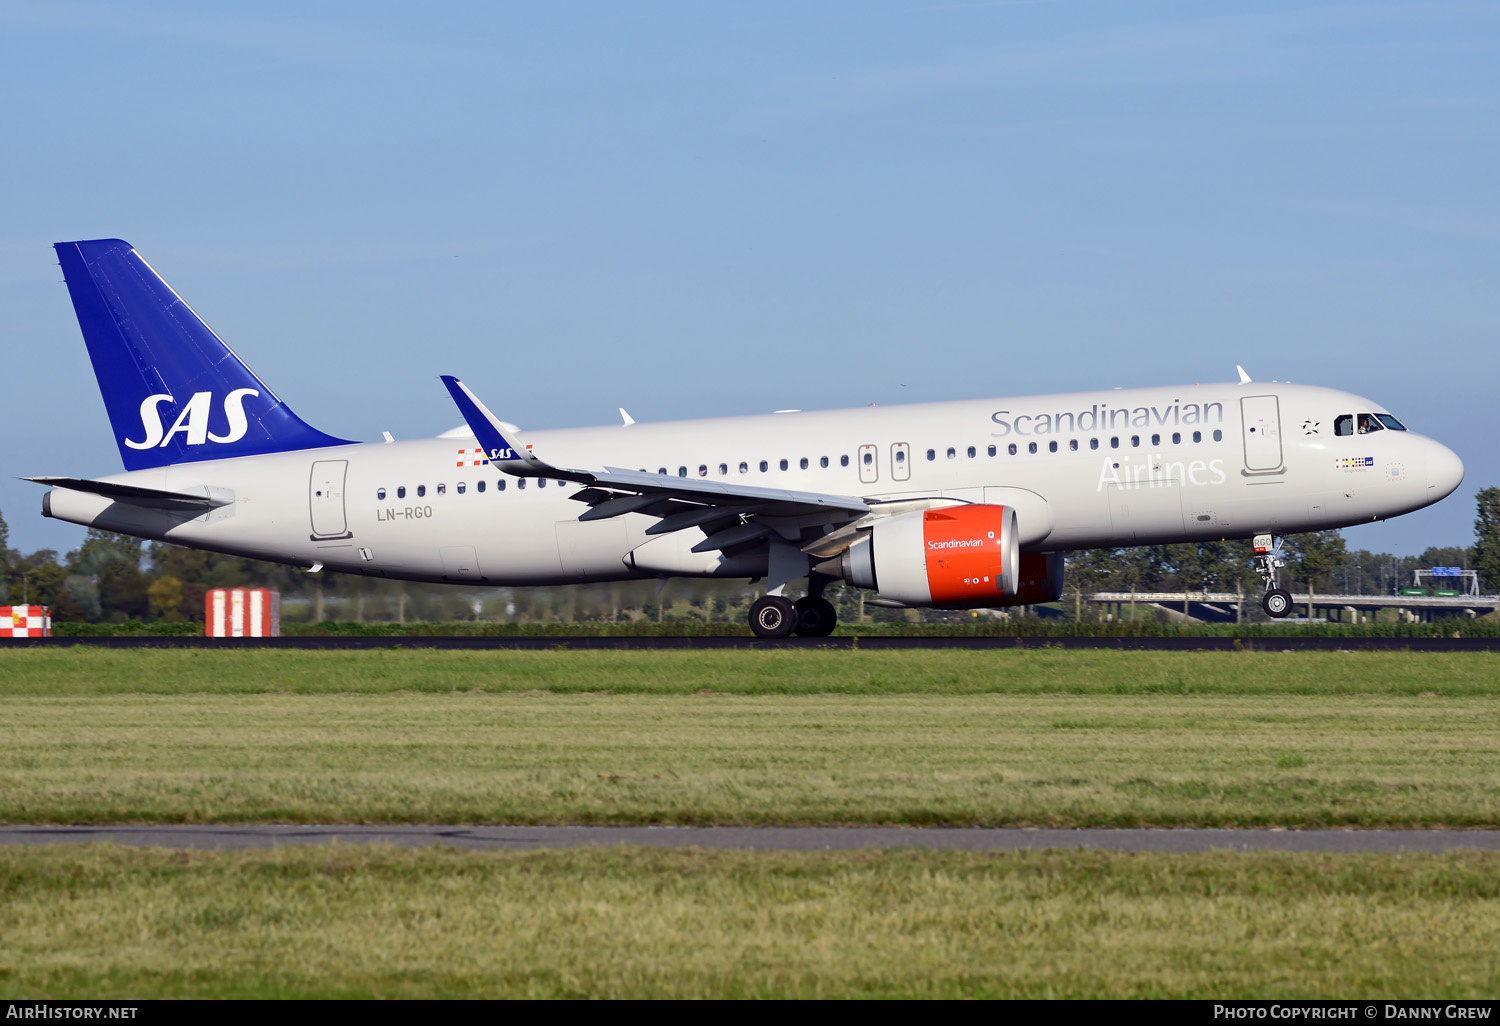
{"left": 0, "top": 606, "right": 51, "bottom": 638}
{"left": 205, "top": 589, "right": 281, "bottom": 637}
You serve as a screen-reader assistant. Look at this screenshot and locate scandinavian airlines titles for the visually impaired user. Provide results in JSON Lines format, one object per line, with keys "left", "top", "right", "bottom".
{"left": 991, "top": 399, "right": 1226, "bottom": 436}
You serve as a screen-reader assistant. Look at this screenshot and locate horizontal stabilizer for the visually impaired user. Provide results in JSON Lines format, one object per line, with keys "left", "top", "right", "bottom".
{"left": 25, "top": 476, "right": 233, "bottom": 511}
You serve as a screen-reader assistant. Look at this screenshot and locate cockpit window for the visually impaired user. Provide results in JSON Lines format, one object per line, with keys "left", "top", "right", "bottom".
{"left": 1357, "top": 413, "right": 1383, "bottom": 434}
{"left": 1376, "top": 414, "right": 1406, "bottom": 431}
{"left": 1335, "top": 415, "right": 1353, "bottom": 436}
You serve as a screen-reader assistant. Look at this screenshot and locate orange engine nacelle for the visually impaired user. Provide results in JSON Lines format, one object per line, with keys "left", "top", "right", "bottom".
{"left": 841, "top": 504, "right": 1022, "bottom": 608}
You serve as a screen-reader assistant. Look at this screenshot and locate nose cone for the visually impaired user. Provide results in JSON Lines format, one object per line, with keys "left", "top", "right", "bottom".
{"left": 1424, "top": 440, "right": 1464, "bottom": 503}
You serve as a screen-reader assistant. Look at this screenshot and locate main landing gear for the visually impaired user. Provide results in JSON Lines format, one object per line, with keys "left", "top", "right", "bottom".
{"left": 1252, "top": 533, "right": 1294, "bottom": 619}
{"left": 747, "top": 575, "right": 839, "bottom": 639}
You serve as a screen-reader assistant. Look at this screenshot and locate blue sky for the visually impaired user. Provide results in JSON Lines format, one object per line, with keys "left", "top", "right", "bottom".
{"left": 1, "top": 0, "right": 1495, "bottom": 558}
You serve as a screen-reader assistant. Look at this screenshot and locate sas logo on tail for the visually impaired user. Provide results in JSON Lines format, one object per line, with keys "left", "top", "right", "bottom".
{"left": 125, "top": 389, "right": 260, "bottom": 450}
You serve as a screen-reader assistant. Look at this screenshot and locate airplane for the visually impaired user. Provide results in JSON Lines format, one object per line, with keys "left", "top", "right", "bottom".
{"left": 29, "top": 238, "right": 1465, "bottom": 637}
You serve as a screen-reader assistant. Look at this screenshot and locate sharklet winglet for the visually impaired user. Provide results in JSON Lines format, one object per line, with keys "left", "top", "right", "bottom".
{"left": 439, "top": 375, "right": 591, "bottom": 483}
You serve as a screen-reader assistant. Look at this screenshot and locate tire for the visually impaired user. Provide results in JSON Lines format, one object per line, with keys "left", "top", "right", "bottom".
{"left": 749, "top": 595, "right": 797, "bottom": 638}
{"left": 1262, "top": 588, "right": 1293, "bottom": 618}
{"left": 793, "top": 596, "right": 838, "bottom": 637}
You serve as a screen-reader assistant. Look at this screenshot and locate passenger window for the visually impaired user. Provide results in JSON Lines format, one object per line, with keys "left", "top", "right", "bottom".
{"left": 538, "top": 479, "right": 546, "bottom": 488}
{"left": 1335, "top": 415, "right": 1353, "bottom": 436}
{"left": 1150, "top": 433, "right": 1160, "bottom": 446}
{"left": 760, "top": 460, "right": 768, "bottom": 472}
{"left": 1172, "top": 432, "right": 1180, "bottom": 444}
{"left": 820, "top": 456, "right": 829, "bottom": 468}
{"left": 946, "top": 447, "right": 956, "bottom": 459}
{"left": 1009, "top": 443, "right": 1017, "bottom": 455}
{"left": 456, "top": 482, "right": 466, "bottom": 494}
{"left": 518, "top": 479, "right": 526, "bottom": 490}
{"left": 1090, "top": 439, "right": 1099, "bottom": 450}
{"left": 477, "top": 481, "right": 485, "bottom": 493}
{"left": 1192, "top": 431, "right": 1202, "bottom": 443}
{"left": 1049, "top": 441, "right": 1058, "bottom": 453}
{"left": 895, "top": 450, "right": 906, "bottom": 464}
{"left": 740, "top": 462, "right": 748, "bottom": 474}
{"left": 417, "top": 485, "right": 426, "bottom": 497}
{"left": 1130, "top": 435, "right": 1140, "bottom": 447}
{"left": 1212, "top": 429, "right": 1223, "bottom": 441}
{"left": 678, "top": 467, "right": 687, "bottom": 477}
{"left": 1069, "top": 439, "right": 1078, "bottom": 451}
{"left": 840, "top": 455, "right": 849, "bottom": 467}
{"left": 397, "top": 486, "right": 406, "bottom": 499}
{"left": 800, "top": 457, "right": 809, "bottom": 470}
{"left": 863, "top": 452, "right": 873, "bottom": 466}
{"left": 780, "top": 459, "right": 789, "bottom": 471}
{"left": 966, "top": 446, "right": 976, "bottom": 458}
{"left": 658, "top": 467, "right": 668, "bottom": 476}
{"left": 987, "top": 445, "right": 996, "bottom": 457}
{"left": 926, "top": 449, "right": 935, "bottom": 461}
{"left": 718, "top": 463, "right": 728, "bottom": 475}
{"left": 497, "top": 480, "right": 506, "bottom": 491}
{"left": 698, "top": 465, "right": 708, "bottom": 477}
{"left": 1110, "top": 437, "right": 1119, "bottom": 449}
{"left": 377, "top": 488, "right": 386, "bottom": 500}
{"left": 437, "top": 483, "right": 447, "bottom": 495}
{"left": 1028, "top": 442, "right": 1037, "bottom": 454}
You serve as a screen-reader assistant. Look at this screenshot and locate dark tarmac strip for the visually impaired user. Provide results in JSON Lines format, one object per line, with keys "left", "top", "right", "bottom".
{"left": 14, "top": 635, "right": 1500, "bottom": 650}
{"left": 3, "top": 825, "right": 1499, "bottom": 853}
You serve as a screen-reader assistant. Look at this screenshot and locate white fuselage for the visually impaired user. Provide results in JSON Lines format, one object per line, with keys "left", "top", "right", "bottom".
{"left": 44, "top": 381, "right": 1463, "bottom": 586}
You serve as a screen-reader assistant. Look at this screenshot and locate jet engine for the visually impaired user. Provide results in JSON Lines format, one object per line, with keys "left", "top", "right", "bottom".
{"left": 1012, "top": 550, "right": 1065, "bottom": 604}
{"left": 836, "top": 504, "right": 1020, "bottom": 608}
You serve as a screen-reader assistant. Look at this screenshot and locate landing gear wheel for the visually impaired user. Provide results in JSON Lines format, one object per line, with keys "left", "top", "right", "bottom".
{"left": 793, "top": 596, "right": 838, "bottom": 637}
{"left": 1262, "top": 588, "right": 1293, "bottom": 619}
{"left": 749, "top": 596, "right": 797, "bottom": 639}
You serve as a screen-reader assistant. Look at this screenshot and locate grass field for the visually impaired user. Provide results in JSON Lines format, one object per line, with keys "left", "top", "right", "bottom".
{"left": 3, "top": 646, "right": 1499, "bottom": 695}
{"left": 3, "top": 845, "right": 1499, "bottom": 999}
{"left": 2, "top": 649, "right": 1498, "bottom": 997}
{"left": 1, "top": 649, "right": 1497, "bottom": 827}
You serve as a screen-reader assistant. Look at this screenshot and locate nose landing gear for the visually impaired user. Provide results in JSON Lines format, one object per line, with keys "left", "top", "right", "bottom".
{"left": 1252, "top": 533, "right": 1293, "bottom": 618}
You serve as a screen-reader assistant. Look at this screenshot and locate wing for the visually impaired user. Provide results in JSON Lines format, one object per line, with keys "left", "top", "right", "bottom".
{"left": 441, "top": 376, "right": 871, "bottom": 552}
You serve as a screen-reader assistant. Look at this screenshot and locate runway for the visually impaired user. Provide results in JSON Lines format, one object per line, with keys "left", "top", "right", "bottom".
{"left": 3, "top": 825, "right": 1499, "bottom": 852}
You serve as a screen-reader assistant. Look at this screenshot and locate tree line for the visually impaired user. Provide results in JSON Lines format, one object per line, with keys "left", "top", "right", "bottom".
{"left": 3, "top": 487, "right": 1498, "bottom": 625}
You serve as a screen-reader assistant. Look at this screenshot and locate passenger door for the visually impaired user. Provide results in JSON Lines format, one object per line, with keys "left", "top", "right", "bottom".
{"left": 1240, "top": 395, "right": 1285, "bottom": 475}
{"left": 309, "top": 460, "right": 351, "bottom": 540}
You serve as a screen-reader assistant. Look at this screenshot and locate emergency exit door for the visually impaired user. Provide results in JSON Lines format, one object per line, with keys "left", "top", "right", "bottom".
{"left": 891, "top": 442, "right": 910, "bottom": 481}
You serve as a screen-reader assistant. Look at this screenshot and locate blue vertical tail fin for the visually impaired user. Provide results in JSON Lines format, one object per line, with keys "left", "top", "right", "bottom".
{"left": 54, "top": 238, "right": 353, "bottom": 471}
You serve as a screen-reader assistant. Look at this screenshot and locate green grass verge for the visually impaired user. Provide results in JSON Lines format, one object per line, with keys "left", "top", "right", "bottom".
{"left": 1, "top": 689, "right": 1497, "bottom": 826}
{"left": 3, "top": 648, "right": 1499, "bottom": 696}
{"left": 2, "top": 845, "right": 1497, "bottom": 998}
{"left": 2, "top": 651, "right": 1496, "bottom": 826}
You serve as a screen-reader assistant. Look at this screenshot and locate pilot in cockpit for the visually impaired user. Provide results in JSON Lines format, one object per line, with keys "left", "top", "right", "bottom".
{"left": 1336, "top": 413, "right": 1389, "bottom": 436}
